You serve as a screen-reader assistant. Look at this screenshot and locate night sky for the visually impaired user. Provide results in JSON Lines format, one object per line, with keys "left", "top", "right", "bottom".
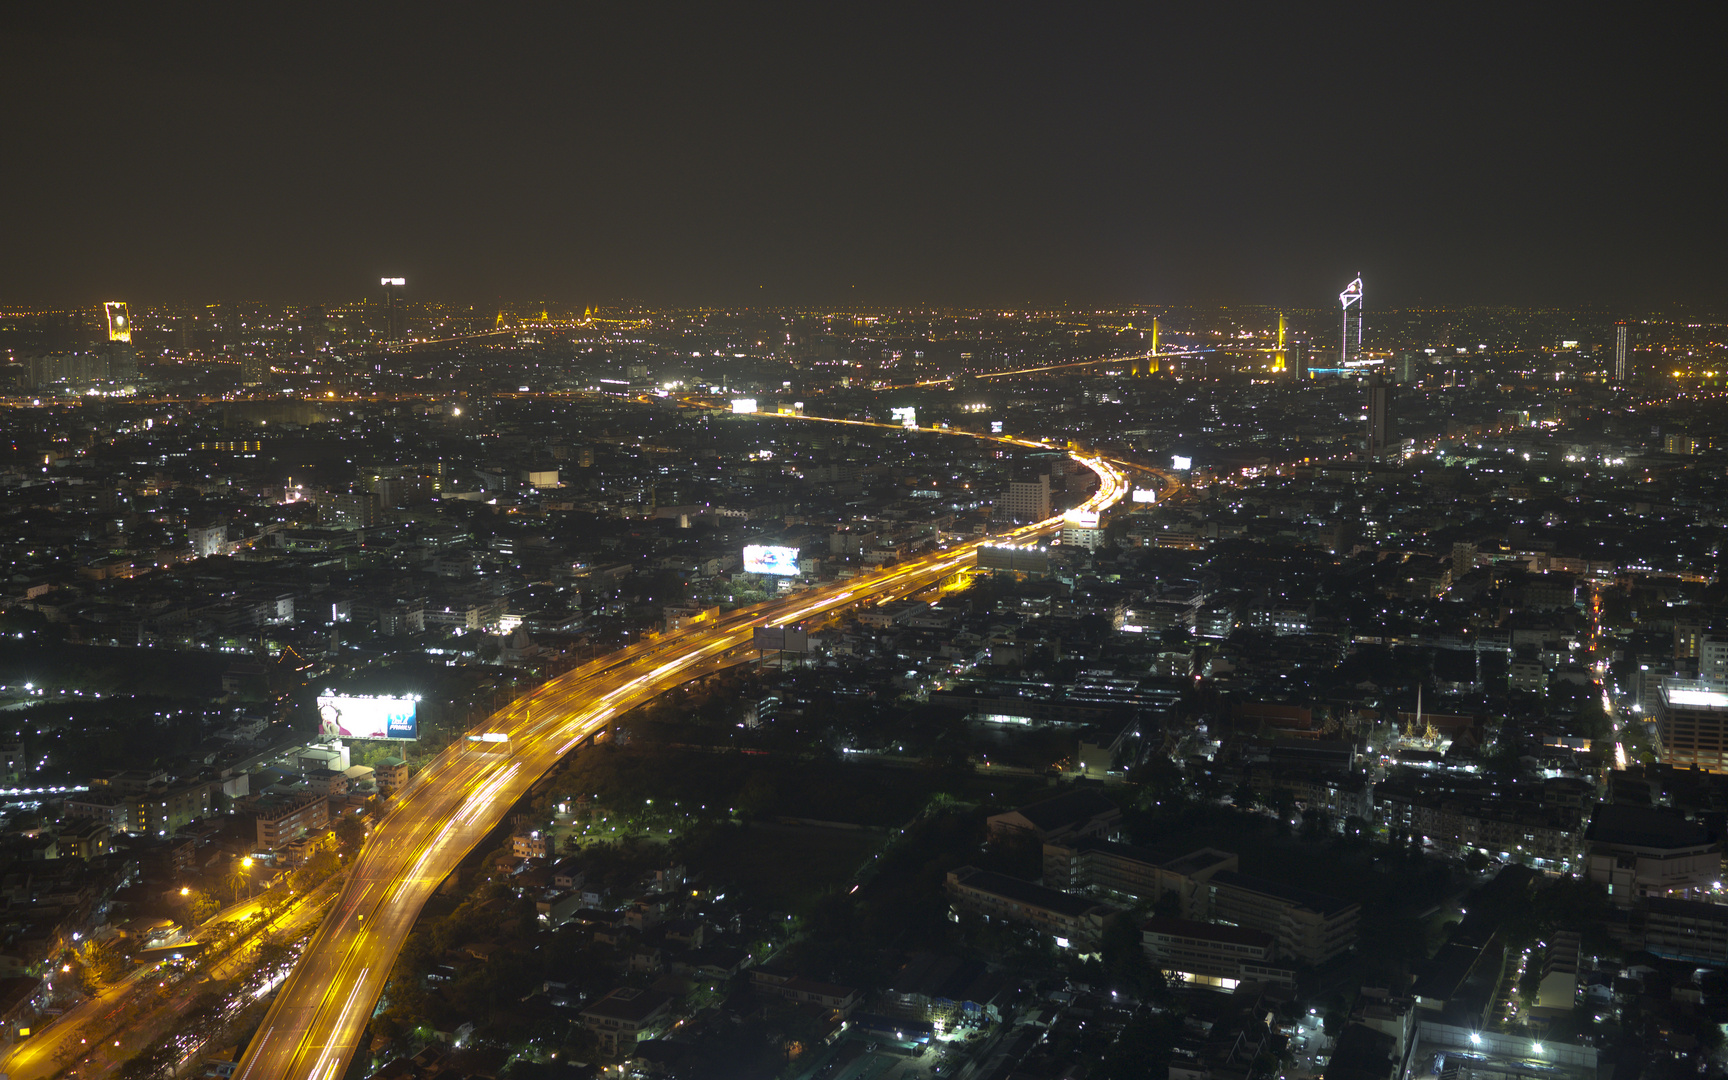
{"left": 2, "top": 6, "right": 1720, "bottom": 309}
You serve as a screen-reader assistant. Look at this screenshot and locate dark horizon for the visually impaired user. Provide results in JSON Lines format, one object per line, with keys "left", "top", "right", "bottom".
{"left": 2, "top": 6, "right": 1721, "bottom": 310}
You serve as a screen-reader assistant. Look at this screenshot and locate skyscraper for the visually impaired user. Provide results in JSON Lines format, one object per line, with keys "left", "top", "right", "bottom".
{"left": 1615, "top": 322, "right": 1629, "bottom": 382}
{"left": 1339, "top": 275, "right": 1364, "bottom": 367}
{"left": 381, "top": 277, "right": 406, "bottom": 341}
{"left": 1366, "top": 372, "right": 1390, "bottom": 456}
{"left": 103, "top": 301, "right": 131, "bottom": 343}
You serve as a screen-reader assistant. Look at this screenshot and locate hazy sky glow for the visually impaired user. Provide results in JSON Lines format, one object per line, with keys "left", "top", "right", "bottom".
{"left": 2, "top": 6, "right": 1720, "bottom": 309}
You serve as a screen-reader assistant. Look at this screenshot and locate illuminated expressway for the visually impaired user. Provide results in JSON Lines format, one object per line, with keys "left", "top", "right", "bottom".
{"left": 233, "top": 429, "right": 1132, "bottom": 1080}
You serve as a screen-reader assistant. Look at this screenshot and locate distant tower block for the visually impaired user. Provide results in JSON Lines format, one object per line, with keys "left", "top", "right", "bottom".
{"left": 381, "top": 277, "right": 406, "bottom": 341}
{"left": 1367, "top": 373, "right": 1390, "bottom": 456}
{"left": 1339, "top": 275, "right": 1364, "bottom": 368}
{"left": 103, "top": 301, "right": 131, "bottom": 343}
{"left": 1615, "top": 322, "right": 1629, "bottom": 382}
{"left": 1273, "top": 312, "right": 1288, "bottom": 372}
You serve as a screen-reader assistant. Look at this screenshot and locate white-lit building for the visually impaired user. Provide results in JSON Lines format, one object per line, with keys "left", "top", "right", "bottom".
{"left": 999, "top": 475, "right": 1051, "bottom": 523}
{"left": 1656, "top": 679, "right": 1728, "bottom": 772}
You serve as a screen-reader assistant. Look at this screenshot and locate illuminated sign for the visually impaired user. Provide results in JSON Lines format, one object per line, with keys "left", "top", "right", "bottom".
{"left": 380, "top": 277, "right": 406, "bottom": 286}
{"left": 743, "top": 544, "right": 800, "bottom": 576}
{"left": 730, "top": 398, "right": 758, "bottom": 414}
{"left": 990, "top": 421, "right": 1004, "bottom": 434}
{"left": 1131, "top": 487, "right": 1158, "bottom": 503}
{"left": 890, "top": 406, "right": 917, "bottom": 428}
{"left": 103, "top": 302, "right": 130, "bottom": 343}
{"left": 1172, "top": 455, "right": 1193, "bottom": 471}
{"left": 316, "top": 694, "right": 418, "bottom": 741}
{"left": 1065, "top": 509, "right": 1100, "bottom": 528}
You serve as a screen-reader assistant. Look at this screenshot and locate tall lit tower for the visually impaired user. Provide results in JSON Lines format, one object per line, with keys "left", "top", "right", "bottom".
{"left": 1615, "top": 322, "right": 1629, "bottom": 382}
{"left": 1340, "top": 275, "right": 1364, "bottom": 367}
{"left": 103, "top": 302, "right": 131, "bottom": 343}
{"left": 381, "top": 277, "right": 406, "bottom": 341}
{"left": 1273, "top": 312, "right": 1288, "bottom": 372}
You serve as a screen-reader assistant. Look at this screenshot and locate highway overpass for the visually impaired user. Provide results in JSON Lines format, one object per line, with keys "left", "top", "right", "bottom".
{"left": 234, "top": 439, "right": 1128, "bottom": 1080}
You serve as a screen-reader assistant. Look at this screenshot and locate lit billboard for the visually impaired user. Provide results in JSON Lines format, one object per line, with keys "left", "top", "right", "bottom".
{"left": 1171, "top": 455, "right": 1193, "bottom": 471}
{"left": 743, "top": 544, "right": 800, "bottom": 576}
{"left": 890, "top": 406, "right": 917, "bottom": 429}
{"left": 316, "top": 693, "right": 419, "bottom": 741}
{"left": 730, "top": 398, "right": 758, "bottom": 414}
{"left": 1131, "top": 487, "right": 1158, "bottom": 503}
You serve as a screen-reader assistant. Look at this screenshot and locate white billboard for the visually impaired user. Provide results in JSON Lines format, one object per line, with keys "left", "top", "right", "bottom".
{"left": 890, "top": 406, "right": 917, "bottom": 429}
{"left": 730, "top": 398, "right": 758, "bottom": 414}
{"left": 743, "top": 544, "right": 800, "bottom": 576}
{"left": 317, "top": 694, "right": 419, "bottom": 741}
{"left": 1065, "top": 509, "right": 1100, "bottom": 528}
{"left": 1132, "top": 487, "right": 1158, "bottom": 503}
{"left": 1172, "top": 455, "right": 1193, "bottom": 471}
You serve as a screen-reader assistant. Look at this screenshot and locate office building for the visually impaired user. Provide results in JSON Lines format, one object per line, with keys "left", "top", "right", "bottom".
{"left": 1367, "top": 374, "right": 1390, "bottom": 455}
{"left": 1702, "top": 635, "right": 1728, "bottom": 686}
{"left": 381, "top": 276, "right": 406, "bottom": 341}
{"left": 1615, "top": 322, "right": 1629, "bottom": 382}
{"left": 999, "top": 474, "right": 1051, "bottom": 523}
{"left": 1655, "top": 679, "right": 1728, "bottom": 772}
{"left": 321, "top": 492, "right": 382, "bottom": 530}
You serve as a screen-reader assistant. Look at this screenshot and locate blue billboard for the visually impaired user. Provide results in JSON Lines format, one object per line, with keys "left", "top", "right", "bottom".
{"left": 316, "top": 694, "right": 419, "bottom": 741}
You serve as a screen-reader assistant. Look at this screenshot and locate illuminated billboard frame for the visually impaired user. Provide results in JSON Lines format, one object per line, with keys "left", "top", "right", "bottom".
{"left": 317, "top": 693, "right": 419, "bottom": 741}
{"left": 730, "top": 398, "right": 758, "bottom": 414}
{"left": 743, "top": 544, "right": 800, "bottom": 577}
{"left": 103, "top": 302, "right": 131, "bottom": 343}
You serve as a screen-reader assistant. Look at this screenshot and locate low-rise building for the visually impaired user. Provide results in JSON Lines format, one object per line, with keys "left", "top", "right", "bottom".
{"left": 986, "top": 789, "right": 1122, "bottom": 844}
{"left": 1584, "top": 804, "right": 1721, "bottom": 905}
{"left": 751, "top": 968, "right": 862, "bottom": 1019}
{"left": 1206, "top": 870, "right": 1358, "bottom": 965}
{"left": 580, "top": 987, "right": 675, "bottom": 1056}
{"left": 1140, "top": 916, "right": 1294, "bottom": 989}
{"left": 245, "top": 791, "right": 330, "bottom": 850}
{"left": 374, "top": 756, "right": 409, "bottom": 795}
{"left": 946, "top": 865, "right": 1121, "bottom": 949}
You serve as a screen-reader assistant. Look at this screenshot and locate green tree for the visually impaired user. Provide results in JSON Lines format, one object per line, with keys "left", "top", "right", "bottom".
{"left": 187, "top": 889, "right": 222, "bottom": 925}
{"left": 77, "top": 938, "right": 129, "bottom": 990}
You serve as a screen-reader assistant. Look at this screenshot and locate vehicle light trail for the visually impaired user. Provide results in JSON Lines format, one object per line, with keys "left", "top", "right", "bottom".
{"left": 233, "top": 424, "right": 1129, "bottom": 1080}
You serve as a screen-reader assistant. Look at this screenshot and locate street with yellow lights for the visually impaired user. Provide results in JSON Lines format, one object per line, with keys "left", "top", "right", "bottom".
{"left": 228, "top": 423, "right": 1138, "bottom": 1080}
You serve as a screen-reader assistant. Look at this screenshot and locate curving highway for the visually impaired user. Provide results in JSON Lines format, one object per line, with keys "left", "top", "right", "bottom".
{"left": 234, "top": 440, "right": 1129, "bottom": 1080}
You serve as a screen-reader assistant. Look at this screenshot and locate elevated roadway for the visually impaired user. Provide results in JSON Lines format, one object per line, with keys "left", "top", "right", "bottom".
{"left": 235, "top": 440, "right": 1127, "bottom": 1080}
